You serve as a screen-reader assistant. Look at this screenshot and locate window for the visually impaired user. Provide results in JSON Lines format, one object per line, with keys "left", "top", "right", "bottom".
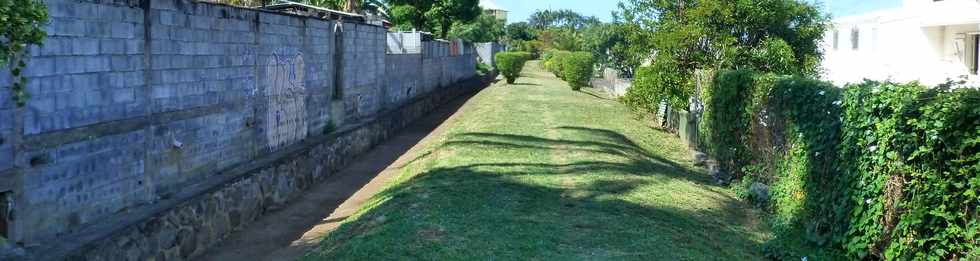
{"left": 973, "top": 35, "right": 979, "bottom": 75}
{"left": 833, "top": 30, "right": 839, "bottom": 50}
{"left": 851, "top": 27, "right": 860, "bottom": 50}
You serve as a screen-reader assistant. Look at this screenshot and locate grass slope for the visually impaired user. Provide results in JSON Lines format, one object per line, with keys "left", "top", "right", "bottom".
{"left": 302, "top": 62, "right": 771, "bottom": 260}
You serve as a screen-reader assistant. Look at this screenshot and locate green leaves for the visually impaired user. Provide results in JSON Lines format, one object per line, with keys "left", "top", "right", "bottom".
{"left": 447, "top": 12, "right": 504, "bottom": 43}
{"left": 559, "top": 52, "right": 594, "bottom": 91}
{"left": 1, "top": 0, "right": 48, "bottom": 107}
{"left": 839, "top": 81, "right": 980, "bottom": 259}
{"left": 494, "top": 52, "right": 530, "bottom": 84}
{"left": 388, "top": 0, "right": 480, "bottom": 38}
{"left": 616, "top": 0, "right": 830, "bottom": 113}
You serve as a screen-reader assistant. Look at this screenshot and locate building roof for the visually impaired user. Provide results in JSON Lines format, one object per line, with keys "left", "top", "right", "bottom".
{"left": 479, "top": 0, "right": 505, "bottom": 11}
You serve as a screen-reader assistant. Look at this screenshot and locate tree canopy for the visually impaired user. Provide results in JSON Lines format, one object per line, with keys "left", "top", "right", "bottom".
{"left": 447, "top": 12, "right": 505, "bottom": 43}
{"left": 618, "top": 0, "right": 830, "bottom": 110}
{"left": 388, "top": 0, "right": 481, "bottom": 38}
{"left": 528, "top": 9, "right": 600, "bottom": 30}
{"left": 505, "top": 22, "right": 536, "bottom": 42}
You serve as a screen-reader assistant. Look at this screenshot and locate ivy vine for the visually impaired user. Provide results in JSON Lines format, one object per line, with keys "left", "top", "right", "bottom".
{"left": 0, "top": 0, "right": 48, "bottom": 107}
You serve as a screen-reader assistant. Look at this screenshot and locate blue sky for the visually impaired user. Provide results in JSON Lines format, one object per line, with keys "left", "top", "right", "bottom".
{"left": 491, "top": 0, "right": 904, "bottom": 24}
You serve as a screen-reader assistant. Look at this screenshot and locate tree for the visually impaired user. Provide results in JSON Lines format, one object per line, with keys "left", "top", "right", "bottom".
{"left": 388, "top": 0, "right": 481, "bottom": 39}
{"left": 448, "top": 13, "right": 505, "bottom": 43}
{"left": 528, "top": 9, "right": 599, "bottom": 30}
{"left": 618, "top": 0, "right": 829, "bottom": 110}
{"left": 505, "top": 22, "right": 535, "bottom": 42}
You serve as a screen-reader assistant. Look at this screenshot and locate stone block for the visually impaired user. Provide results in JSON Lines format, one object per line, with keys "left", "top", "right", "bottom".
{"left": 100, "top": 39, "right": 127, "bottom": 55}
{"left": 72, "top": 38, "right": 101, "bottom": 56}
{"left": 110, "top": 23, "right": 136, "bottom": 39}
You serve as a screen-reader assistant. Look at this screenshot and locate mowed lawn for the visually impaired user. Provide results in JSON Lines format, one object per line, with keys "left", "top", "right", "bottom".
{"left": 302, "top": 61, "right": 771, "bottom": 260}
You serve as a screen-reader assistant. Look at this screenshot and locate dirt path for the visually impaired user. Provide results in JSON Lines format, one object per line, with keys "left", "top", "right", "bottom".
{"left": 195, "top": 89, "right": 482, "bottom": 261}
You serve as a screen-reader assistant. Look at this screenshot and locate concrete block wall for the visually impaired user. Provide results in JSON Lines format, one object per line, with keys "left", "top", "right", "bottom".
{"left": 384, "top": 54, "right": 422, "bottom": 107}
{"left": 591, "top": 68, "right": 632, "bottom": 98}
{"left": 385, "top": 33, "right": 476, "bottom": 110}
{"left": 475, "top": 42, "right": 505, "bottom": 68}
{"left": 10, "top": 0, "right": 149, "bottom": 245}
{"left": 340, "top": 23, "right": 386, "bottom": 121}
{"left": 386, "top": 32, "right": 422, "bottom": 54}
{"left": 0, "top": 66, "right": 14, "bottom": 173}
{"left": 146, "top": 1, "right": 261, "bottom": 203}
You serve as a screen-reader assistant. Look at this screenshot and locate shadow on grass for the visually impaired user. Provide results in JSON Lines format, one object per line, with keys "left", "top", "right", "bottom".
{"left": 306, "top": 126, "right": 766, "bottom": 260}
{"left": 578, "top": 88, "right": 617, "bottom": 101}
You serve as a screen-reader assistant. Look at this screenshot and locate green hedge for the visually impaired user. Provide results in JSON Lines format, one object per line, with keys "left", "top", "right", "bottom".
{"left": 561, "top": 52, "right": 594, "bottom": 90}
{"left": 701, "top": 70, "right": 980, "bottom": 259}
{"left": 764, "top": 77, "right": 847, "bottom": 260}
{"left": 495, "top": 52, "right": 531, "bottom": 84}
{"left": 701, "top": 70, "right": 760, "bottom": 179}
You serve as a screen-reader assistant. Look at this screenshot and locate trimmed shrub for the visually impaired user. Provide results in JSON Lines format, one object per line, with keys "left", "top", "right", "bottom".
{"left": 561, "top": 52, "right": 594, "bottom": 90}
{"left": 514, "top": 51, "right": 533, "bottom": 62}
{"left": 543, "top": 50, "right": 571, "bottom": 79}
{"left": 494, "top": 52, "right": 530, "bottom": 84}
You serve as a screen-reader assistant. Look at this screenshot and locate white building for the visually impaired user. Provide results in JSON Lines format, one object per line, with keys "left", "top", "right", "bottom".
{"left": 479, "top": 0, "right": 507, "bottom": 22}
{"left": 821, "top": 0, "right": 980, "bottom": 86}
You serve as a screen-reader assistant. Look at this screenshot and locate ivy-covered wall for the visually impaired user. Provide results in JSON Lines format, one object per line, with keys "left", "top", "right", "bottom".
{"left": 699, "top": 70, "right": 980, "bottom": 260}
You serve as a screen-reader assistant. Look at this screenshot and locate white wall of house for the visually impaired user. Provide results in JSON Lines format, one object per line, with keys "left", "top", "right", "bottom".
{"left": 821, "top": 0, "right": 980, "bottom": 86}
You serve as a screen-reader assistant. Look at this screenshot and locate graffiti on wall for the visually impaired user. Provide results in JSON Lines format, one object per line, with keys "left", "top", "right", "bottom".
{"left": 265, "top": 48, "right": 308, "bottom": 150}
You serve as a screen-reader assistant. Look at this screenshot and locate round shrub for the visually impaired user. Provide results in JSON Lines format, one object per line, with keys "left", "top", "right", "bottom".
{"left": 561, "top": 52, "right": 594, "bottom": 90}
{"left": 494, "top": 52, "right": 530, "bottom": 84}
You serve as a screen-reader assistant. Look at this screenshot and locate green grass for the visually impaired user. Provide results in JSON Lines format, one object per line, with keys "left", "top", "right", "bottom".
{"left": 302, "top": 61, "right": 771, "bottom": 260}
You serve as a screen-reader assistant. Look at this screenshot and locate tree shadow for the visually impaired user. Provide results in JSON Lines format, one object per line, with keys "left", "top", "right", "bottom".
{"left": 306, "top": 126, "right": 767, "bottom": 260}
{"left": 578, "top": 88, "right": 617, "bottom": 101}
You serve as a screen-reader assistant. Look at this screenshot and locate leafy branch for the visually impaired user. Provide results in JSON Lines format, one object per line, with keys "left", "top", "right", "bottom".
{"left": 0, "top": 0, "right": 48, "bottom": 107}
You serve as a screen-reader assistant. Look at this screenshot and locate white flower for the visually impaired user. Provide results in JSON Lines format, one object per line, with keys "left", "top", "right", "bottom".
{"left": 819, "top": 91, "right": 826, "bottom": 96}
{"left": 833, "top": 100, "right": 843, "bottom": 106}
{"left": 865, "top": 198, "right": 872, "bottom": 204}
{"left": 870, "top": 145, "right": 878, "bottom": 152}
{"left": 815, "top": 152, "right": 821, "bottom": 156}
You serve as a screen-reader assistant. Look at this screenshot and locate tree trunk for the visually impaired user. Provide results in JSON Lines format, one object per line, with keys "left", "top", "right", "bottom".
{"left": 344, "top": 0, "right": 359, "bottom": 13}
